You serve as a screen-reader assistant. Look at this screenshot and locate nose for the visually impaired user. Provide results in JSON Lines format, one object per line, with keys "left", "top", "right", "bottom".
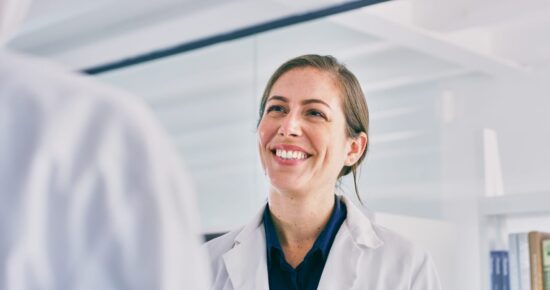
{"left": 278, "top": 112, "right": 301, "bottom": 137}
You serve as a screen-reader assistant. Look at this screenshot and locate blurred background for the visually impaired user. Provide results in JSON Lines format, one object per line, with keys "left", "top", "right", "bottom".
{"left": 7, "top": 0, "right": 550, "bottom": 289}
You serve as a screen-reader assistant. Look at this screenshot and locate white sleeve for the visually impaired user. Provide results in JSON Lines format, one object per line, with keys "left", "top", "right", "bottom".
{"left": 411, "top": 251, "right": 442, "bottom": 290}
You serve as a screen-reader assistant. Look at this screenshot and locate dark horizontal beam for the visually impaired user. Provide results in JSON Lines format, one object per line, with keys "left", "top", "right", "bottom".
{"left": 83, "top": 0, "right": 390, "bottom": 75}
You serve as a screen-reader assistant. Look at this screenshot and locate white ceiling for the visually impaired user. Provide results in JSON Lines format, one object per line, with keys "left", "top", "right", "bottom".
{"left": 364, "top": 0, "right": 550, "bottom": 69}
{"left": 10, "top": 0, "right": 339, "bottom": 69}
{"left": 11, "top": 0, "right": 550, "bottom": 70}
{"left": 8, "top": 0, "right": 550, "bottom": 72}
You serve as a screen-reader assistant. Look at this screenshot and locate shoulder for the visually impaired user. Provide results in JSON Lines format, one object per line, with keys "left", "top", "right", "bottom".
{"left": 373, "top": 223, "right": 437, "bottom": 276}
{"left": 0, "top": 50, "right": 153, "bottom": 125}
{"left": 341, "top": 196, "right": 428, "bottom": 262}
{"left": 0, "top": 50, "right": 189, "bottom": 196}
{"left": 372, "top": 224, "right": 420, "bottom": 256}
{"left": 340, "top": 197, "right": 439, "bottom": 287}
{"left": 0, "top": 50, "right": 172, "bottom": 159}
{"left": 366, "top": 223, "right": 440, "bottom": 288}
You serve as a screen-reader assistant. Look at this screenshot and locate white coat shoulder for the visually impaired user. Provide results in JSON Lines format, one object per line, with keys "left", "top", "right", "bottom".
{"left": 368, "top": 224, "right": 440, "bottom": 289}
{"left": 0, "top": 50, "right": 151, "bottom": 120}
{"left": 0, "top": 50, "right": 211, "bottom": 290}
{"left": 372, "top": 223, "right": 424, "bottom": 262}
{"left": 338, "top": 196, "right": 442, "bottom": 290}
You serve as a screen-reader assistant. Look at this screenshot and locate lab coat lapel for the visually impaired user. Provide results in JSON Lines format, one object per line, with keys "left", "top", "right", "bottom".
{"left": 317, "top": 225, "right": 362, "bottom": 290}
{"left": 317, "top": 195, "right": 383, "bottom": 290}
{"left": 222, "top": 207, "right": 269, "bottom": 290}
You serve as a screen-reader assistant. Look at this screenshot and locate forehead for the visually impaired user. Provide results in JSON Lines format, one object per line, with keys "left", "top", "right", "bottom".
{"left": 269, "top": 67, "right": 342, "bottom": 103}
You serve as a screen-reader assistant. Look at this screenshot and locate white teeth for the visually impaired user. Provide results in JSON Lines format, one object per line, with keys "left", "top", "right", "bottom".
{"left": 275, "top": 149, "right": 308, "bottom": 160}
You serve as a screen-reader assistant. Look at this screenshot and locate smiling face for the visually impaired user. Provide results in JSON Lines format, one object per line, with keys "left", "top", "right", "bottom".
{"left": 258, "top": 67, "right": 365, "bottom": 197}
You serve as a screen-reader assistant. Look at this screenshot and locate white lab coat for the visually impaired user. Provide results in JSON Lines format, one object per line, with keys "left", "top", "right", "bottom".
{"left": 204, "top": 195, "right": 441, "bottom": 290}
{"left": 0, "top": 50, "right": 211, "bottom": 290}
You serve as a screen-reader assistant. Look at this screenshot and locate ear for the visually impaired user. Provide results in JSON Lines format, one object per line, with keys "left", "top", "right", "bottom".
{"left": 345, "top": 132, "right": 367, "bottom": 166}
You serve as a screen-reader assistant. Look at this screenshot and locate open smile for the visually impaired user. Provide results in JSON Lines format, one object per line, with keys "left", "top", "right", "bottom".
{"left": 269, "top": 144, "right": 312, "bottom": 164}
{"left": 272, "top": 149, "right": 309, "bottom": 160}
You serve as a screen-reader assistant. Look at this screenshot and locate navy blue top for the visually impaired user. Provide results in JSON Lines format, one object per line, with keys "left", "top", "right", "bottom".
{"left": 262, "top": 196, "right": 347, "bottom": 290}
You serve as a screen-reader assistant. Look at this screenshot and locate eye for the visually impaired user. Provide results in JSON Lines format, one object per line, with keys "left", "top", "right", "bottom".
{"left": 307, "top": 109, "right": 327, "bottom": 119}
{"left": 266, "top": 105, "right": 287, "bottom": 114}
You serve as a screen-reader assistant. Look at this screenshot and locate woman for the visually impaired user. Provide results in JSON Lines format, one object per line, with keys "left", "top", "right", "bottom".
{"left": 205, "top": 55, "right": 441, "bottom": 290}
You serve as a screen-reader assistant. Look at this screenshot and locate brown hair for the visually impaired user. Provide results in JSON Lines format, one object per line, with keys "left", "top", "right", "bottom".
{"left": 257, "top": 54, "right": 370, "bottom": 203}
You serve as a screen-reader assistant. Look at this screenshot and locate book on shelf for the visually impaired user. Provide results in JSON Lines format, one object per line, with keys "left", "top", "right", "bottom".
{"left": 543, "top": 240, "right": 550, "bottom": 290}
{"left": 506, "top": 231, "right": 550, "bottom": 290}
{"left": 492, "top": 250, "right": 510, "bottom": 290}
{"left": 510, "top": 234, "right": 520, "bottom": 290}
{"left": 504, "top": 251, "right": 510, "bottom": 290}
{"left": 530, "top": 232, "right": 550, "bottom": 290}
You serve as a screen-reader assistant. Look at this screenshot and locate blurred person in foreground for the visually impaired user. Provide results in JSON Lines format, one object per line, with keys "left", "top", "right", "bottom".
{"left": 0, "top": 1, "right": 211, "bottom": 289}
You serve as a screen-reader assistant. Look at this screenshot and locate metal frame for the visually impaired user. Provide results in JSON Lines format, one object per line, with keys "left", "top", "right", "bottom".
{"left": 83, "top": 0, "right": 389, "bottom": 75}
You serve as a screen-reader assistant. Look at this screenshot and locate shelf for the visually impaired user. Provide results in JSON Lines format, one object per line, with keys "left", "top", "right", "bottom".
{"left": 479, "top": 191, "right": 550, "bottom": 216}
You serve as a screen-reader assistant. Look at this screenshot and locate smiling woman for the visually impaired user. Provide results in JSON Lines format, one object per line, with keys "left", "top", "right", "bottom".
{"left": 204, "top": 55, "right": 442, "bottom": 290}
{"left": 257, "top": 55, "right": 370, "bottom": 204}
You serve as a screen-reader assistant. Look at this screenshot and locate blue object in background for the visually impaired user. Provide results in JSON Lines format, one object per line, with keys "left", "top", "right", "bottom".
{"left": 501, "top": 251, "right": 510, "bottom": 290}
{"left": 491, "top": 251, "right": 510, "bottom": 290}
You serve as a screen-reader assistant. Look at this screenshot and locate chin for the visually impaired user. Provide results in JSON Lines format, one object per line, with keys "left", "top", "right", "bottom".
{"left": 269, "top": 178, "right": 309, "bottom": 196}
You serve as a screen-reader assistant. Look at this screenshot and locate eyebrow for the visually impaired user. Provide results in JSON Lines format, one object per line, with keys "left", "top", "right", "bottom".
{"left": 267, "top": 95, "right": 332, "bottom": 109}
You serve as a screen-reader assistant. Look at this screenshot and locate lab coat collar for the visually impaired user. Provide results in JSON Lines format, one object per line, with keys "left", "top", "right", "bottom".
{"left": 222, "top": 195, "right": 383, "bottom": 290}
{"left": 317, "top": 195, "right": 384, "bottom": 290}
{"left": 339, "top": 194, "right": 384, "bottom": 249}
{"left": 222, "top": 205, "right": 268, "bottom": 290}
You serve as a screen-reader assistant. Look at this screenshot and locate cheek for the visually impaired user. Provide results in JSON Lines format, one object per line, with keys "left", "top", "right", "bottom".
{"left": 257, "top": 122, "right": 273, "bottom": 150}
{"left": 257, "top": 127, "right": 268, "bottom": 148}
{"left": 258, "top": 118, "right": 278, "bottom": 145}
{"left": 321, "top": 133, "right": 350, "bottom": 164}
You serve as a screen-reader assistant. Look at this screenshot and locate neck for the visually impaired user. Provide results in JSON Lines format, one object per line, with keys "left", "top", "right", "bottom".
{"left": 267, "top": 188, "right": 335, "bottom": 247}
